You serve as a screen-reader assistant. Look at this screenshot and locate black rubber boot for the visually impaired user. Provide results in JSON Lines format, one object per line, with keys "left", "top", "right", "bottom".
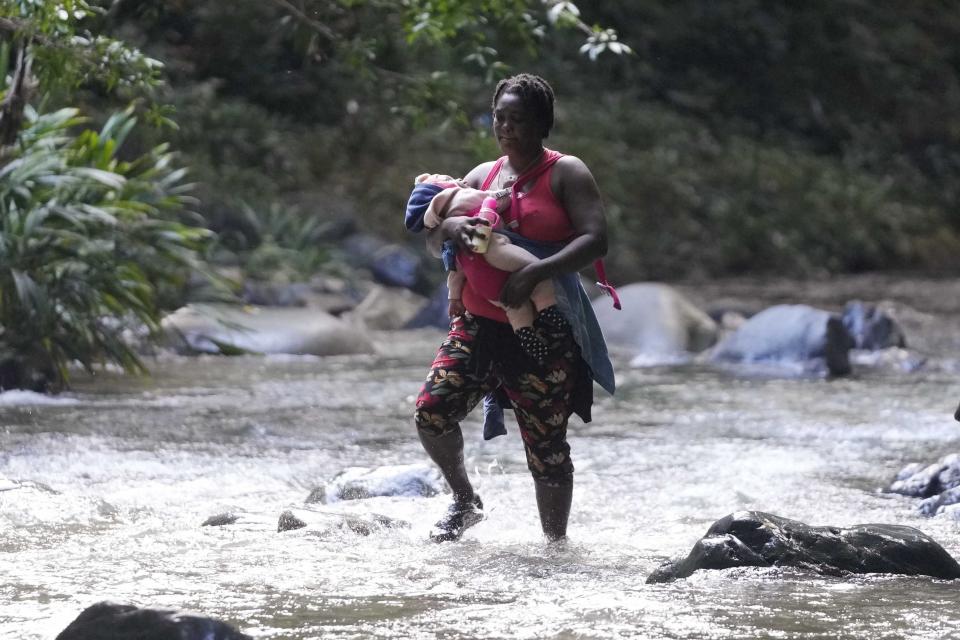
{"left": 535, "top": 479, "right": 572, "bottom": 541}
{"left": 419, "top": 427, "right": 484, "bottom": 542}
{"left": 429, "top": 494, "right": 484, "bottom": 543}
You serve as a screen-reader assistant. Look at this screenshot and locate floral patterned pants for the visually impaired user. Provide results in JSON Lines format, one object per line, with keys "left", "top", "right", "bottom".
{"left": 415, "top": 307, "right": 582, "bottom": 484}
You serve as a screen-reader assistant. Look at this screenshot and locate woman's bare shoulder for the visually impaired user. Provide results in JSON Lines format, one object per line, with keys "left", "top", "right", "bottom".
{"left": 554, "top": 154, "right": 592, "bottom": 177}
{"left": 463, "top": 160, "right": 498, "bottom": 188}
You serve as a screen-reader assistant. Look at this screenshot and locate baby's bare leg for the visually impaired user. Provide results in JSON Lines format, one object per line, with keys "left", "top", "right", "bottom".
{"left": 484, "top": 237, "right": 537, "bottom": 271}
{"left": 501, "top": 300, "right": 536, "bottom": 330}
{"left": 490, "top": 298, "right": 549, "bottom": 363}
{"left": 486, "top": 237, "right": 556, "bottom": 311}
{"left": 530, "top": 280, "right": 556, "bottom": 312}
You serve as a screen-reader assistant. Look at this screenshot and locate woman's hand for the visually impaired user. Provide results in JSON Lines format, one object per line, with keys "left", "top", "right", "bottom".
{"left": 441, "top": 216, "right": 493, "bottom": 251}
{"left": 499, "top": 263, "right": 545, "bottom": 308}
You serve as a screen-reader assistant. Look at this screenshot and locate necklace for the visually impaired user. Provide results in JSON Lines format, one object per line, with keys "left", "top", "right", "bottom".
{"left": 499, "top": 148, "right": 544, "bottom": 189}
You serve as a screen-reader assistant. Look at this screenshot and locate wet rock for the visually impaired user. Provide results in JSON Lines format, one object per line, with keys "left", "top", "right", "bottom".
{"left": 310, "top": 464, "right": 444, "bottom": 504}
{"left": 405, "top": 283, "right": 451, "bottom": 330}
{"left": 161, "top": 304, "right": 374, "bottom": 356}
{"left": 849, "top": 347, "right": 925, "bottom": 373}
{"left": 708, "top": 304, "right": 854, "bottom": 376}
{"left": 919, "top": 487, "right": 960, "bottom": 517}
{"left": 647, "top": 511, "right": 960, "bottom": 583}
{"left": 277, "top": 510, "right": 307, "bottom": 532}
{"left": 304, "top": 486, "right": 326, "bottom": 504}
{"left": 888, "top": 453, "right": 960, "bottom": 515}
{"left": 202, "top": 513, "right": 239, "bottom": 527}
{"left": 955, "top": 400, "right": 960, "bottom": 422}
{"left": 353, "top": 285, "right": 428, "bottom": 330}
{"left": 54, "top": 601, "right": 250, "bottom": 640}
{"left": 342, "top": 513, "right": 410, "bottom": 536}
{"left": 277, "top": 508, "right": 410, "bottom": 536}
{"left": 593, "top": 283, "right": 717, "bottom": 364}
{"left": 842, "top": 301, "right": 907, "bottom": 350}
{"left": 342, "top": 233, "right": 424, "bottom": 291}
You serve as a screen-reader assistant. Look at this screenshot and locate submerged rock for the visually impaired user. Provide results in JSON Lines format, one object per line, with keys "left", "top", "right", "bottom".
{"left": 593, "top": 283, "right": 717, "bottom": 364}
{"left": 647, "top": 511, "right": 960, "bottom": 583}
{"left": 277, "top": 510, "right": 307, "bottom": 532}
{"left": 888, "top": 453, "right": 960, "bottom": 516}
{"left": 708, "top": 304, "right": 854, "bottom": 375}
{"left": 308, "top": 464, "right": 444, "bottom": 504}
{"left": 201, "top": 513, "right": 239, "bottom": 527}
{"left": 277, "top": 508, "right": 409, "bottom": 536}
{"left": 342, "top": 513, "right": 410, "bottom": 536}
{"left": 161, "top": 303, "right": 374, "bottom": 356}
{"left": 55, "top": 602, "right": 250, "bottom": 640}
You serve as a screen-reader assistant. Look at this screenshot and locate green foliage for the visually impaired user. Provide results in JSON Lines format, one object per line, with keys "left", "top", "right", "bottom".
{"left": 221, "top": 202, "right": 335, "bottom": 282}
{"left": 0, "top": 0, "right": 163, "bottom": 95}
{"left": 562, "top": 97, "right": 946, "bottom": 278}
{"left": 100, "top": 0, "right": 960, "bottom": 284}
{"left": 0, "top": 107, "right": 210, "bottom": 389}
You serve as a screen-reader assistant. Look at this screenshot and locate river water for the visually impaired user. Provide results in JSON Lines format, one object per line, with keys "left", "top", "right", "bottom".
{"left": 2, "top": 288, "right": 960, "bottom": 639}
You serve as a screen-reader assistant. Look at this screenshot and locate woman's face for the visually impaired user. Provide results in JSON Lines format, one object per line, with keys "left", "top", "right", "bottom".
{"left": 493, "top": 91, "right": 542, "bottom": 156}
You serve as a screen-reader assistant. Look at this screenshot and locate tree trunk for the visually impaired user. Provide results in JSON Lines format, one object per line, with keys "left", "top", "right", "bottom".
{"left": 0, "top": 42, "right": 31, "bottom": 147}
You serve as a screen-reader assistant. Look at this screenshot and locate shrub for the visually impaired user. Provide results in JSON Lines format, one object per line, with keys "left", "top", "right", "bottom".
{"left": 0, "top": 107, "right": 211, "bottom": 389}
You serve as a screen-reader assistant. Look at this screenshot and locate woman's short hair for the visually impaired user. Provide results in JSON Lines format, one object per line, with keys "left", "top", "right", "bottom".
{"left": 491, "top": 73, "right": 555, "bottom": 139}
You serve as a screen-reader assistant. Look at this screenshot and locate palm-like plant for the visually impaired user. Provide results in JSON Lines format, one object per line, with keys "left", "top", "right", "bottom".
{"left": 0, "top": 107, "right": 211, "bottom": 389}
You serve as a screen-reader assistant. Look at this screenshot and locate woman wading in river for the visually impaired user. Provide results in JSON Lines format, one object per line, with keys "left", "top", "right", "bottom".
{"left": 413, "top": 73, "right": 617, "bottom": 542}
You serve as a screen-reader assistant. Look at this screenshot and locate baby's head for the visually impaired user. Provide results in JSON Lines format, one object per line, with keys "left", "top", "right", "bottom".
{"left": 415, "top": 173, "right": 466, "bottom": 189}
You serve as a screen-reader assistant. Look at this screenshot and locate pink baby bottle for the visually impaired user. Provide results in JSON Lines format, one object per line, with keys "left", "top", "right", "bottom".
{"left": 470, "top": 196, "right": 500, "bottom": 254}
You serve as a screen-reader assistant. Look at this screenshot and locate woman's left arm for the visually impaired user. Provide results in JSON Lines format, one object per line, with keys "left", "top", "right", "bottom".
{"left": 499, "top": 156, "right": 608, "bottom": 308}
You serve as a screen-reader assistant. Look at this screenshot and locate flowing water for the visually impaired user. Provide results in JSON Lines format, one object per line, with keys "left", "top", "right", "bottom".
{"left": 2, "top": 314, "right": 960, "bottom": 639}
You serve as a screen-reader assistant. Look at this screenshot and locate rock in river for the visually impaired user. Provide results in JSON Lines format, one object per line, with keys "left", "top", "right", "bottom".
{"left": 888, "top": 453, "right": 960, "bottom": 517}
{"left": 708, "top": 304, "right": 854, "bottom": 375}
{"left": 593, "top": 282, "right": 718, "bottom": 364}
{"left": 306, "top": 463, "right": 443, "bottom": 503}
{"left": 161, "top": 303, "right": 374, "bottom": 356}
{"left": 55, "top": 601, "right": 250, "bottom": 640}
{"left": 647, "top": 511, "right": 960, "bottom": 583}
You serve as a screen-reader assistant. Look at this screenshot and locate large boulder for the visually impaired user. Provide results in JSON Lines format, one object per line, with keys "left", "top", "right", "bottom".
{"left": 55, "top": 602, "right": 250, "bottom": 640}
{"left": 593, "top": 283, "right": 717, "bottom": 364}
{"left": 647, "top": 511, "right": 960, "bottom": 583}
{"left": 353, "top": 285, "right": 428, "bottom": 330}
{"left": 708, "top": 304, "right": 854, "bottom": 375}
{"left": 306, "top": 463, "right": 444, "bottom": 504}
{"left": 161, "top": 304, "right": 374, "bottom": 356}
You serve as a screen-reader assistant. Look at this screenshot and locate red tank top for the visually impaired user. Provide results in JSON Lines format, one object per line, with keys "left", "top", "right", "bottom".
{"left": 462, "top": 149, "right": 574, "bottom": 322}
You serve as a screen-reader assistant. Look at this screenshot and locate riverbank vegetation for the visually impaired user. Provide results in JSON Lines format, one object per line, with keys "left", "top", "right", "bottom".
{"left": 106, "top": 0, "right": 960, "bottom": 280}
